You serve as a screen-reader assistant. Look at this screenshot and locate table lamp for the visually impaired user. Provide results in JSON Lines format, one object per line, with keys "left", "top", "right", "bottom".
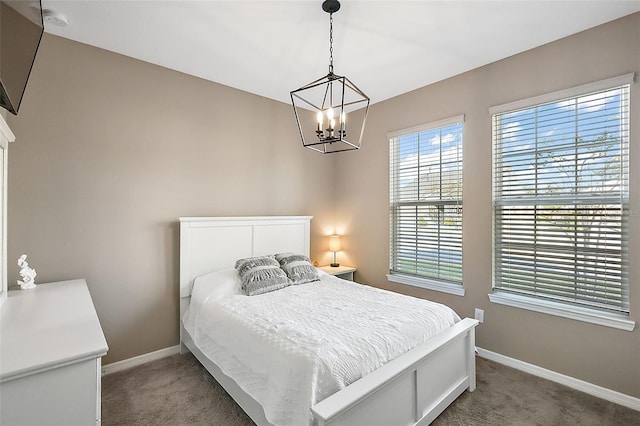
{"left": 329, "top": 235, "right": 341, "bottom": 267}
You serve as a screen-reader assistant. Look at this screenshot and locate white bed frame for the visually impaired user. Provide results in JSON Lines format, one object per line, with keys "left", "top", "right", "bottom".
{"left": 179, "top": 216, "right": 478, "bottom": 426}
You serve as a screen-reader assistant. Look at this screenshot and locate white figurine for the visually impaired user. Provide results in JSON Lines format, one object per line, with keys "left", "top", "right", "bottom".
{"left": 17, "top": 254, "right": 37, "bottom": 290}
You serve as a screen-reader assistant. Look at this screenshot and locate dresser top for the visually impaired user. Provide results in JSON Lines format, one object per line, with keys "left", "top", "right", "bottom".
{"left": 0, "top": 279, "right": 108, "bottom": 382}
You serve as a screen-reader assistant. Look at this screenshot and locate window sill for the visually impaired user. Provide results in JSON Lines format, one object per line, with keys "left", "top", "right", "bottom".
{"left": 387, "top": 274, "right": 465, "bottom": 296}
{"left": 488, "top": 292, "right": 635, "bottom": 331}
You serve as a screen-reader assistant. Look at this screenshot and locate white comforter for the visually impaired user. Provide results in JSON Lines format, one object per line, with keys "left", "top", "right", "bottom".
{"left": 183, "top": 271, "right": 460, "bottom": 426}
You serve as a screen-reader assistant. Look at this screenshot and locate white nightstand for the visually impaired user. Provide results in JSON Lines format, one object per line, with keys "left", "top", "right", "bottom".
{"left": 318, "top": 265, "right": 357, "bottom": 281}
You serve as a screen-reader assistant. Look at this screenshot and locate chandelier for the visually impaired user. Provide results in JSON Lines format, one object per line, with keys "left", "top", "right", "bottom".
{"left": 290, "top": 0, "right": 370, "bottom": 154}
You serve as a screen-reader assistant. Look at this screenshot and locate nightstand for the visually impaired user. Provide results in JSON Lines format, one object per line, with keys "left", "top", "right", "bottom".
{"left": 318, "top": 265, "right": 357, "bottom": 281}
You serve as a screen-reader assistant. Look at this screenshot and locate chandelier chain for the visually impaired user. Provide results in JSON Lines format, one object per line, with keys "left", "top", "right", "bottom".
{"left": 329, "top": 13, "right": 334, "bottom": 73}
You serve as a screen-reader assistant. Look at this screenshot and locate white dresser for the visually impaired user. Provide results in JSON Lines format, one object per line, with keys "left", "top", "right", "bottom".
{"left": 0, "top": 279, "right": 108, "bottom": 425}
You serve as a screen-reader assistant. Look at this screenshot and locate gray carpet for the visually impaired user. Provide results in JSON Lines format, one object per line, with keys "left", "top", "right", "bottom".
{"left": 102, "top": 353, "right": 640, "bottom": 425}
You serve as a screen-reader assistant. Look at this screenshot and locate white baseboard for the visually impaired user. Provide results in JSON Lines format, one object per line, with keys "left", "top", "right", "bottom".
{"left": 101, "top": 345, "right": 181, "bottom": 376}
{"left": 476, "top": 347, "right": 640, "bottom": 412}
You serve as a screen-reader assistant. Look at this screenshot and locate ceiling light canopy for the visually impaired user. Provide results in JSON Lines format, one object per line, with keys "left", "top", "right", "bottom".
{"left": 290, "top": 0, "right": 370, "bottom": 154}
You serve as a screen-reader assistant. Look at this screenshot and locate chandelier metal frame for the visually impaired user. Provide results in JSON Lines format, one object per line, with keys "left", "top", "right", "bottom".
{"left": 290, "top": 0, "right": 370, "bottom": 154}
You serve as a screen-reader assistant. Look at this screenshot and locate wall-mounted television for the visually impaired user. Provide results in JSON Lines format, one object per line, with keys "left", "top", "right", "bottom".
{"left": 0, "top": 0, "right": 43, "bottom": 115}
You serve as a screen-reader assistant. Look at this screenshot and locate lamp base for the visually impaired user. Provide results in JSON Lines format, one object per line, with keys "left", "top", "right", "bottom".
{"left": 330, "top": 263, "right": 340, "bottom": 267}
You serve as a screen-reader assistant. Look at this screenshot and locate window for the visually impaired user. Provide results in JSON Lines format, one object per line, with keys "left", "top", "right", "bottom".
{"left": 490, "top": 74, "right": 633, "bottom": 329}
{"left": 388, "top": 116, "right": 464, "bottom": 295}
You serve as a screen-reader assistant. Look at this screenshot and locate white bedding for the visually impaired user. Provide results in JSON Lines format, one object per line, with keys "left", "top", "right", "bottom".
{"left": 183, "top": 269, "right": 460, "bottom": 426}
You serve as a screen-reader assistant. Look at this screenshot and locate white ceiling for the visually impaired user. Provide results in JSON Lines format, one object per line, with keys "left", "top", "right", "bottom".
{"left": 41, "top": 0, "right": 640, "bottom": 106}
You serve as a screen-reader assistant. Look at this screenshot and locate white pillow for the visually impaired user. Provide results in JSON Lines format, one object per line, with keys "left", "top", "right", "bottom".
{"left": 192, "top": 268, "right": 242, "bottom": 304}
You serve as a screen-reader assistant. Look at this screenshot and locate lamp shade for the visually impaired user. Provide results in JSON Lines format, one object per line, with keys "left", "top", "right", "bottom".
{"left": 329, "top": 235, "right": 341, "bottom": 252}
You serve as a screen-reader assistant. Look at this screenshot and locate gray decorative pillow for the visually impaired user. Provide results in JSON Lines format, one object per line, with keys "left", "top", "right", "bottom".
{"left": 234, "top": 254, "right": 275, "bottom": 269}
{"left": 235, "top": 256, "right": 291, "bottom": 296}
{"left": 275, "top": 253, "right": 319, "bottom": 285}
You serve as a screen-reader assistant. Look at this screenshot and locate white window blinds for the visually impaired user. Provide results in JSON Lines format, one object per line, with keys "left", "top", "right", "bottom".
{"left": 389, "top": 116, "right": 463, "bottom": 285}
{"left": 492, "top": 76, "right": 631, "bottom": 314}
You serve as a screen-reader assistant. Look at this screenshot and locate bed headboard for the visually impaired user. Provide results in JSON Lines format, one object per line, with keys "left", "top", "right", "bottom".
{"left": 179, "top": 216, "right": 312, "bottom": 299}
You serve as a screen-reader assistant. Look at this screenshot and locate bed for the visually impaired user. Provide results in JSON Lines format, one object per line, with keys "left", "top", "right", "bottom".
{"left": 179, "top": 216, "right": 478, "bottom": 426}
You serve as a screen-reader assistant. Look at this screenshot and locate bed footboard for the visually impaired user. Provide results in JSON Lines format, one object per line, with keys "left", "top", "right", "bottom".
{"left": 311, "top": 317, "right": 478, "bottom": 426}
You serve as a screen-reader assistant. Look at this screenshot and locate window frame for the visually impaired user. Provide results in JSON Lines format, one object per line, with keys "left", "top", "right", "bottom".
{"left": 387, "top": 115, "right": 465, "bottom": 296}
{"left": 489, "top": 73, "right": 635, "bottom": 331}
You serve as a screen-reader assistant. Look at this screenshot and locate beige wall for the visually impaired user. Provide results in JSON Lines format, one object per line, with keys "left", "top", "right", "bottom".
{"left": 336, "top": 13, "right": 640, "bottom": 398}
{"left": 6, "top": 35, "right": 337, "bottom": 364}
